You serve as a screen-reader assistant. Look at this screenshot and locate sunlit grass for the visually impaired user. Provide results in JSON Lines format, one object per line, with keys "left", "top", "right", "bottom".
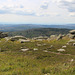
{"left": 0, "top": 38, "right": 75, "bottom": 75}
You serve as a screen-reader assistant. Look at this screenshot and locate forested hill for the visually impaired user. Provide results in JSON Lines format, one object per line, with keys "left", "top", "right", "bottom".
{"left": 8, "top": 28, "right": 71, "bottom": 38}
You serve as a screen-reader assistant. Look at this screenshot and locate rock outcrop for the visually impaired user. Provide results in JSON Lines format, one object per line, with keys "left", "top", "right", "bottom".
{"left": 10, "top": 36, "right": 27, "bottom": 41}
{"left": 67, "top": 30, "right": 75, "bottom": 39}
{"left": 0, "top": 32, "right": 8, "bottom": 38}
{"left": 32, "top": 36, "right": 48, "bottom": 41}
{"left": 57, "top": 34, "right": 63, "bottom": 40}
{"left": 50, "top": 35, "right": 57, "bottom": 40}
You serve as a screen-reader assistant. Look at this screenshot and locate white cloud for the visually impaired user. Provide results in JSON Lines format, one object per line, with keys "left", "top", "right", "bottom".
{"left": 0, "top": 3, "right": 36, "bottom": 15}
{"left": 40, "top": 0, "right": 50, "bottom": 9}
{"left": 0, "top": 0, "right": 75, "bottom": 24}
{"left": 52, "top": 0, "right": 75, "bottom": 12}
{"left": 69, "top": 12, "right": 75, "bottom": 17}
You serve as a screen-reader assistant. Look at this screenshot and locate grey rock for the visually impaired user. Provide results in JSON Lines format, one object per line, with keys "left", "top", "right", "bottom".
{"left": 62, "top": 45, "right": 67, "bottom": 48}
{"left": 0, "top": 32, "right": 8, "bottom": 38}
{"left": 50, "top": 35, "right": 57, "bottom": 40}
{"left": 19, "top": 39, "right": 30, "bottom": 43}
{"left": 73, "top": 43, "right": 75, "bottom": 46}
{"left": 10, "top": 36, "right": 27, "bottom": 41}
{"left": 57, "top": 34, "right": 63, "bottom": 40}
{"left": 69, "top": 30, "right": 75, "bottom": 34}
{"left": 68, "top": 30, "right": 75, "bottom": 39}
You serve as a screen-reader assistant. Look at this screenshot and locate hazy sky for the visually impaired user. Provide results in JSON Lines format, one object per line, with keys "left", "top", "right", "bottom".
{"left": 0, "top": 0, "right": 75, "bottom": 24}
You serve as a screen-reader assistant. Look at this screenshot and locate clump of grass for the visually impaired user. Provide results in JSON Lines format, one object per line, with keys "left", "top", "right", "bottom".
{"left": 42, "top": 67, "right": 51, "bottom": 74}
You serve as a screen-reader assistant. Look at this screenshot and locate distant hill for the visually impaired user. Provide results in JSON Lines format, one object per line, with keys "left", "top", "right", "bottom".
{"left": 0, "top": 24, "right": 75, "bottom": 32}
{"left": 8, "top": 28, "right": 71, "bottom": 38}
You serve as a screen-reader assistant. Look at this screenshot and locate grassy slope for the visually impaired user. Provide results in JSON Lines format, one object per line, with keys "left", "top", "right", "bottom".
{"left": 0, "top": 37, "right": 75, "bottom": 75}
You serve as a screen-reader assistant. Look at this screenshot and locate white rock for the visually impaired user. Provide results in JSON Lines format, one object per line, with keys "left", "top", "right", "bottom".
{"left": 19, "top": 39, "right": 30, "bottom": 43}
{"left": 71, "top": 59, "right": 74, "bottom": 62}
{"left": 37, "top": 44, "right": 42, "bottom": 46}
{"left": 50, "top": 45, "right": 53, "bottom": 48}
{"left": 66, "top": 43, "right": 69, "bottom": 45}
{"left": 33, "top": 48, "right": 38, "bottom": 51}
{"left": 57, "top": 49, "right": 65, "bottom": 52}
{"left": 43, "top": 50, "right": 48, "bottom": 52}
{"left": 73, "top": 43, "right": 75, "bottom": 46}
{"left": 68, "top": 39, "right": 75, "bottom": 43}
{"left": 21, "top": 48, "right": 29, "bottom": 52}
{"left": 62, "top": 45, "right": 67, "bottom": 48}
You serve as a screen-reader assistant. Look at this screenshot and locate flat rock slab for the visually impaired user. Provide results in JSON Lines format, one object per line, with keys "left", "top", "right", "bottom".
{"left": 21, "top": 48, "right": 29, "bottom": 52}
{"left": 43, "top": 50, "right": 48, "bottom": 52}
{"left": 62, "top": 46, "right": 67, "bottom": 48}
{"left": 57, "top": 49, "right": 65, "bottom": 52}
{"left": 33, "top": 48, "right": 38, "bottom": 51}
{"left": 69, "top": 30, "right": 75, "bottom": 34}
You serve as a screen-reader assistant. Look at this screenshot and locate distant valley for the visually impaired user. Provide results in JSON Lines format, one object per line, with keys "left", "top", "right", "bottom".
{"left": 0, "top": 24, "right": 75, "bottom": 32}
{"left": 8, "top": 28, "right": 71, "bottom": 38}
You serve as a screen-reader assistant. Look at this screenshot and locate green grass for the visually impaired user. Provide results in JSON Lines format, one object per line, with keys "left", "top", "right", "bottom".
{"left": 0, "top": 38, "right": 75, "bottom": 75}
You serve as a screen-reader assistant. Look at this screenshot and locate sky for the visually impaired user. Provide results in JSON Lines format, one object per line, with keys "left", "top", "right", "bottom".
{"left": 0, "top": 0, "right": 75, "bottom": 24}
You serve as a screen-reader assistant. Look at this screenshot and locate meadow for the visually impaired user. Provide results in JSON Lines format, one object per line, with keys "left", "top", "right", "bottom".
{"left": 0, "top": 37, "right": 75, "bottom": 75}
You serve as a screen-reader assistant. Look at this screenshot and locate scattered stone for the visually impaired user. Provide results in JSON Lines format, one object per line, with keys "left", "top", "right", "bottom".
{"left": 32, "top": 36, "right": 48, "bottom": 41}
{"left": 19, "top": 39, "right": 30, "bottom": 43}
{"left": 57, "top": 34, "right": 63, "bottom": 40}
{"left": 21, "top": 48, "right": 29, "bottom": 52}
{"left": 68, "top": 39, "right": 75, "bottom": 43}
{"left": 62, "top": 45, "right": 67, "bottom": 48}
{"left": 67, "top": 34, "right": 75, "bottom": 39}
{"left": 43, "top": 43, "right": 47, "bottom": 46}
{"left": 57, "top": 49, "right": 65, "bottom": 52}
{"left": 50, "top": 45, "right": 53, "bottom": 48}
{"left": 33, "top": 48, "right": 38, "bottom": 51}
{"left": 68, "top": 30, "right": 75, "bottom": 39}
{"left": 0, "top": 32, "right": 8, "bottom": 38}
{"left": 44, "top": 73, "right": 50, "bottom": 75}
{"left": 10, "top": 36, "right": 27, "bottom": 41}
{"left": 71, "top": 59, "right": 74, "bottom": 62}
{"left": 73, "top": 43, "right": 75, "bottom": 46}
{"left": 50, "top": 35, "right": 57, "bottom": 40}
{"left": 5, "top": 37, "right": 11, "bottom": 41}
{"left": 37, "top": 44, "right": 42, "bottom": 46}
{"left": 43, "top": 50, "right": 48, "bottom": 52}
{"left": 69, "top": 30, "right": 75, "bottom": 34}
{"left": 66, "top": 43, "right": 69, "bottom": 45}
